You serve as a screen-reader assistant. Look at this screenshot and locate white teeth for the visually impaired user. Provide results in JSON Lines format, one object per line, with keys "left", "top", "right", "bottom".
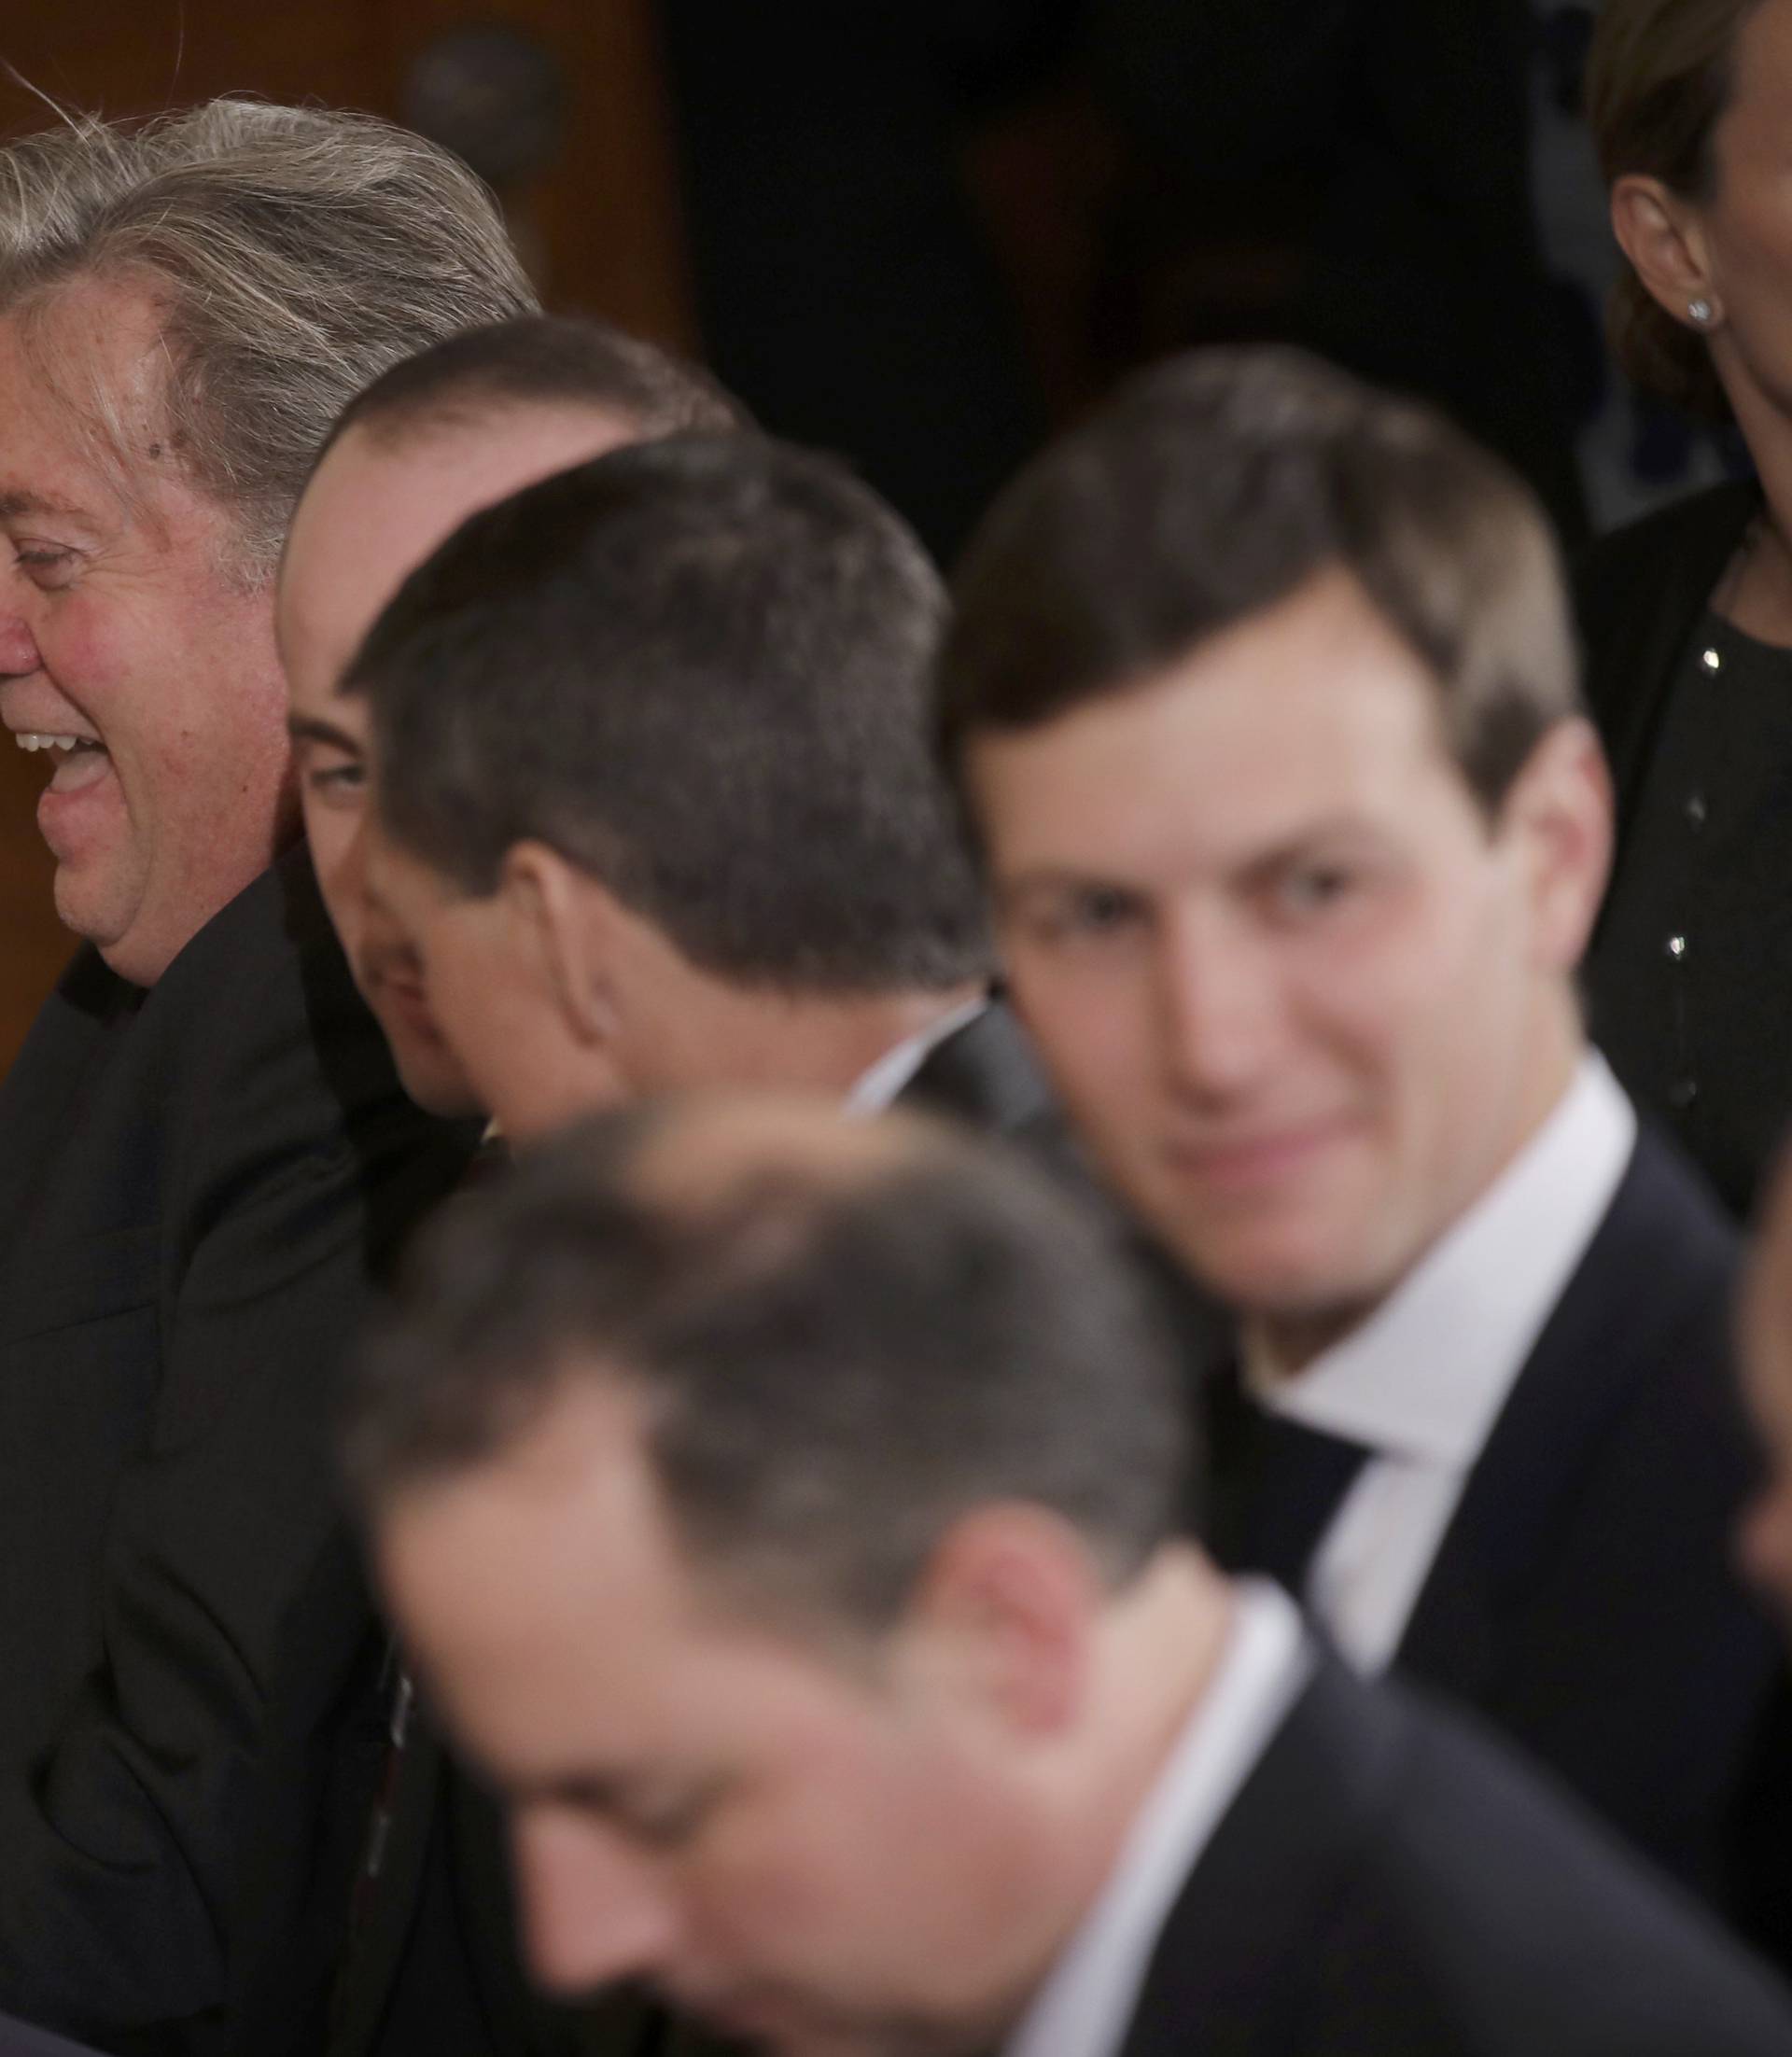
{"left": 15, "top": 733, "right": 84, "bottom": 752}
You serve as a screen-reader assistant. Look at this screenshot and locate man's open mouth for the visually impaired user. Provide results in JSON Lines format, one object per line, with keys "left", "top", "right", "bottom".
{"left": 15, "top": 731, "right": 112, "bottom": 794}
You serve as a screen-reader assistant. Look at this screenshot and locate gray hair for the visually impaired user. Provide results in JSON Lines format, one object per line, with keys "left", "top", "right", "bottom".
{"left": 0, "top": 97, "right": 539, "bottom": 573}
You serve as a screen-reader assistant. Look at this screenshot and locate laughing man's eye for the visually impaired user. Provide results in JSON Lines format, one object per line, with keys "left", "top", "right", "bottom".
{"left": 12, "top": 545, "right": 76, "bottom": 587}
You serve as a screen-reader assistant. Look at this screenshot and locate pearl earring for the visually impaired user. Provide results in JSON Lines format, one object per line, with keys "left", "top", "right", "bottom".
{"left": 1688, "top": 298, "right": 1715, "bottom": 326}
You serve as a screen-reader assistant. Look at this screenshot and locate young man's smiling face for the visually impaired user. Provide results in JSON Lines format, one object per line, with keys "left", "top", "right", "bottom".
{"left": 276, "top": 403, "right": 638, "bottom": 1112}
{"left": 967, "top": 569, "right": 1608, "bottom": 1356}
{"left": 0, "top": 278, "right": 293, "bottom": 986}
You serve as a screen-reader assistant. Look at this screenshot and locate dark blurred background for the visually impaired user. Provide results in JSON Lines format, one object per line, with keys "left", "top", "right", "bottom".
{"left": 0, "top": 1, "right": 1739, "bottom": 1075}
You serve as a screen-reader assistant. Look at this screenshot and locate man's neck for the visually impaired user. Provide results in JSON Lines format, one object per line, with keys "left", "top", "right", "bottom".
{"left": 1255, "top": 1030, "right": 1589, "bottom": 1378}
{"left": 633, "top": 980, "right": 986, "bottom": 1098}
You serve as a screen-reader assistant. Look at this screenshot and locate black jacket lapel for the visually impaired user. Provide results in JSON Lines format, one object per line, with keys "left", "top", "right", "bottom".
{"left": 1397, "top": 1130, "right": 1731, "bottom": 1700}
{"left": 1117, "top": 1662, "right": 1401, "bottom": 2057}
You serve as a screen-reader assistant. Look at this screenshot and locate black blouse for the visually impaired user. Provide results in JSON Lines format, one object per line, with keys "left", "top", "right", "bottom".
{"left": 1586, "top": 606, "right": 1792, "bottom": 1216}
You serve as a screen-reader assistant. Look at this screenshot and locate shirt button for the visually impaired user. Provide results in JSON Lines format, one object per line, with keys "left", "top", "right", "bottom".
{"left": 1666, "top": 933, "right": 1687, "bottom": 959}
{"left": 1685, "top": 791, "right": 1708, "bottom": 829}
{"left": 1701, "top": 647, "right": 1723, "bottom": 673}
{"left": 1667, "top": 1077, "right": 1699, "bottom": 1111}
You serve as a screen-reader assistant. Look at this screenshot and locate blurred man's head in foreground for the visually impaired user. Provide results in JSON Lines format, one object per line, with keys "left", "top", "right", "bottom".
{"left": 348, "top": 1098, "right": 1214, "bottom": 2050}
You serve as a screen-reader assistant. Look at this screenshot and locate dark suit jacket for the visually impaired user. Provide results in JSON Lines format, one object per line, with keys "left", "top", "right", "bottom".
{"left": 0, "top": 2017, "right": 105, "bottom": 2057}
{"left": 1119, "top": 1658, "right": 1792, "bottom": 2057}
{"left": 1221, "top": 1121, "right": 1787, "bottom": 1944}
{"left": 329, "top": 1001, "right": 1069, "bottom": 2057}
{"left": 0, "top": 847, "right": 478, "bottom": 2054}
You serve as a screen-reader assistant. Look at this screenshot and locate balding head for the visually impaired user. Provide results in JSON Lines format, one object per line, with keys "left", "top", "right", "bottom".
{"left": 347, "top": 1094, "right": 1194, "bottom": 1635}
{"left": 358, "top": 1098, "right": 1225, "bottom": 2036}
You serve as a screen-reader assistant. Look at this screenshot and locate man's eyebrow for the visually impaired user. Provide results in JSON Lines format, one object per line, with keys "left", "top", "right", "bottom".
{"left": 287, "top": 712, "right": 365, "bottom": 754}
{"left": 0, "top": 489, "right": 96, "bottom": 525}
{"left": 998, "top": 866, "right": 1140, "bottom": 900}
{"left": 509, "top": 1767, "right": 642, "bottom": 1812}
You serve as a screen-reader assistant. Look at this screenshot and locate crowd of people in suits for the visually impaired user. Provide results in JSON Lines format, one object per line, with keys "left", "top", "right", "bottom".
{"left": 7, "top": 1, "right": 1792, "bottom": 2053}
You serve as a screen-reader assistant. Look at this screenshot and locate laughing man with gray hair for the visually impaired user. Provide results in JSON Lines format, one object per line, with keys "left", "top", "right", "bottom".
{"left": 0, "top": 97, "right": 534, "bottom": 2051}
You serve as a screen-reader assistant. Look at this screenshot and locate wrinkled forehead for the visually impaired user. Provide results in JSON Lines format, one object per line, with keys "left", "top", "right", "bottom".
{"left": 0, "top": 273, "right": 192, "bottom": 534}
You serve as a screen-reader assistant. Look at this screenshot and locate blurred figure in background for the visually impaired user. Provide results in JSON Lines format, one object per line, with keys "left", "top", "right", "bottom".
{"left": 0, "top": 99, "right": 530, "bottom": 2051}
{"left": 346, "top": 1098, "right": 1792, "bottom": 2057}
{"left": 278, "top": 314, "right": 749, "bottom": 2057}
{"left": 281, "top": 315, "right": 747, "bottom": 1122}
{"left": 939, "top": 344, "right": 1788, "bottom": 1948}
{"left": 1579, "top": 0, "right": 1792, "bottom": 1219}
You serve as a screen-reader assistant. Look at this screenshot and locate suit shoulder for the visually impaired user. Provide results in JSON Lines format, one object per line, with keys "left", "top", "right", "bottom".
{"left": 1608, "top": 1122, "right": 1738, "bottom": 1285}
{"left": 1340, "top": 1681, "right": 1792, "bottom": 2052}
{"left": 151, "top": 846, "right": 353, "bottom": 1024}
{"left": 144, "top": 847, "right": 476, "bottom": 1228}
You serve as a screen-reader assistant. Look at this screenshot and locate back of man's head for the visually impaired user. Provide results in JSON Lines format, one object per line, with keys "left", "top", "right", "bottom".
{"left": 316, "top": 312, "right": 749, "bottom": 471}
{"left": 0, "top": 96, "right": 538, "bottom": 573}
{"left": 348, "top": 431, "right": 990, "bottom": 996}
{"left": 347, "top": 1097, "right": 1196, "bottom": 1631}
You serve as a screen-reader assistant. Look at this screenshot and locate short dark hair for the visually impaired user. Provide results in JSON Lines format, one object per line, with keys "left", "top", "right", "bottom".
{"left": 938, "top": 347, "right": 1580, "bottom": 819}
{"left": 347, "top": 432, "right": 990, "bottom": 994}
{"left": 344, "top": 1102, "right": 1196, "bottom": 1631}
{"left": 315, "top": 313, "right": 748, "bottom": 475}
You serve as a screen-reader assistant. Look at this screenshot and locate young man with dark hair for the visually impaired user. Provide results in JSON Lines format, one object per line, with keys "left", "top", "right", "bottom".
{"left": 938, "top": 344, "right": 1786, "bottom": 1942}
{"left": 345, "top": 1097, "right": 1792, "bottom": 2057}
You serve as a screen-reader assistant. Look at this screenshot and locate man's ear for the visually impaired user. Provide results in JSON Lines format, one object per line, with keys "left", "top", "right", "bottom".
{"left": 902, "top": 1506, "right": 1104, "bottom": 1741}
{"left": 1611, "top": 173, "right": 1722, "bottom": 329}
{"left": 1500, "top": 718, "right": 1615, "bottom": 972}
{"left": 497, "top": 841, "right": 622, "bottom": 1049}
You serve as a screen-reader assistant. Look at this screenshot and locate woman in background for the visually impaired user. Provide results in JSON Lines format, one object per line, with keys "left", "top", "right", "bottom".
{"left": 1581, "top": 0, "right": 1792, "bottom": 1215}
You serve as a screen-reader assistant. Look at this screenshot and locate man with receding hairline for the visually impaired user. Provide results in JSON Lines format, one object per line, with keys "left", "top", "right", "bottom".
{"left": 278, "top": 314, "right": 749, "bottom": 1119}
{"left": 278, "top": 315, "right": 752, "bottom": 2057}
{"left": 0, "top": 97, "right": 531, "bottom": 2050}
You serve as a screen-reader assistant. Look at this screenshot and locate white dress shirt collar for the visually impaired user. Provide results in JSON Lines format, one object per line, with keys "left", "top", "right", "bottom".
{"left": 1005, "top": 1580, "right": 1311, "bottom": 2057}
{"left": 842, "top": 995, "right": 988, "bottom": 1115}
{"left": 1244, "top": 1052, "right": 1636, "bottom": 1469}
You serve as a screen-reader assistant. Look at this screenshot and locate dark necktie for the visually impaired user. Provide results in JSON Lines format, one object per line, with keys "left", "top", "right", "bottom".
{"left": 1203, "top": 1364, "right": 1373, "bottom": 1592}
